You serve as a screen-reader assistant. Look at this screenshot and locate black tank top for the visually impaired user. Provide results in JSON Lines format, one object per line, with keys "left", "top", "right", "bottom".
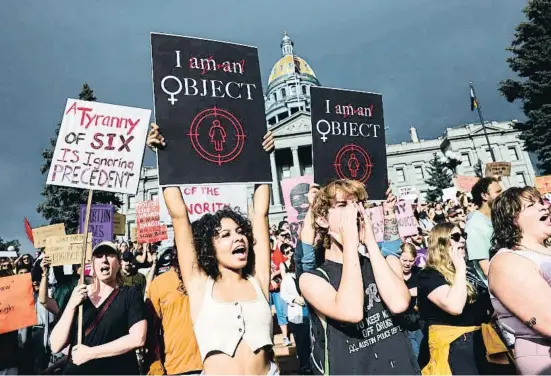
{"left": 305, "top": 257, "right": 420, "bottom": 375}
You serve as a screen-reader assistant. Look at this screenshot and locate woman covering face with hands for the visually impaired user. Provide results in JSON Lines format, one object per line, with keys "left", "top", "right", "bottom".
{"left": 298, "top": 179, "right": 418, "bottom": 375}
{"left": 147, "top": 123, "right": 278, "bottom": 375}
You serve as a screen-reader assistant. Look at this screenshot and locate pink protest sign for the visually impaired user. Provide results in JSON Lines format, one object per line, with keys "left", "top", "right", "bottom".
{"left": 368, "top": 206, "right": 384, "bottom": 243}
{"left": 395, "top": 200, "right": 418, "bottom": 238}
{"left": 281, "top": 175, "right": 313, "bottom": 223}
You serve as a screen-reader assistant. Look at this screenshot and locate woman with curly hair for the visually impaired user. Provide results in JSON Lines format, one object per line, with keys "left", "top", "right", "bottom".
{"left": 147, "top": 124, "right": 276, "bottom": 375}
{"left": 489, "top": 187, "right": 551, "bottom": 374}
{"left": 418, "top": 222, "right": 496, "bottom": 374}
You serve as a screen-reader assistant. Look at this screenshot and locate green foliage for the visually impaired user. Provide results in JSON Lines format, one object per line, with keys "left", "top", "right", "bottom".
{"left": 37, "top": 83, "right": 122, "bottom": 234}
{"left": 425, "top": 153, "right": 453, "bottom": 202}
{"left": 499, "top": 0, "right": 551, "bottom": 173}
{"left": 0, "top": 238, "right": 21, "bottom": 252}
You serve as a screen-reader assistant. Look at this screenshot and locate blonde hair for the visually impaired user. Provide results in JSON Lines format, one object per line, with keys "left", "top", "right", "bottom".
{"left": 311, "top": 179, "right": 367, "bottom": 249}
{"left": 91, "top": 254, "right": 123, "bottom": 292}
{"left": 426, "top": 222, "right": 477, "bottom": 302}
{"left": 400, "top": 243, "right": 417, "bottom": 259}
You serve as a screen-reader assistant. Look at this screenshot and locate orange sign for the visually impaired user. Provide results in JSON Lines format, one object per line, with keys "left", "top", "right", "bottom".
{"left": 536, "top": 176, "right": 551, "bottom": 195}
{"left": 0, "top": 273, "right": 37, "bottom": 334}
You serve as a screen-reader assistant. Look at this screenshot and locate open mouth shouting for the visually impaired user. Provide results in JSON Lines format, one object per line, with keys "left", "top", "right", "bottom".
{"left": 99, "top": 265, "right": 111, "bottom": 276}
{"left": 231, "top": 245, "right": 247, "bottom": 261}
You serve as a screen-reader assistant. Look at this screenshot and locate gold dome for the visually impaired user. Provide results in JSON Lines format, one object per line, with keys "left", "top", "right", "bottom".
{"left": 267, "top": 55, "right": 316, "bottom": 85}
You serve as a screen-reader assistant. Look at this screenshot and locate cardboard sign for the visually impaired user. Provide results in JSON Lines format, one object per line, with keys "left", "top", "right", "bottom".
{"left": 45, "top": 234, "right": 92, "bottom": 266}
{"left": 395, "top": 201, "right": 418, "bottom": 238}
{"left": 536, "top": 176, "right": 551, "bottom": 195}
{"left": 454, "top": 175, "right": 479, "bottom": 193}
{"left": 281, "top": 175, "right": 314, "bottom": 223}
{"left": 32, "top": 223, "right": 66, "bottom": 249}
{"left": 46, "top": 99, "right": 151, "bottom": 194}
{"left": 485, "top": 162, "right": 511, "bottom": 177}
{"left": 158, "top": 184, "right": 249, "bottom": 224}
{"left": 80, "top": 204, "right": 114, "bottom": 248}
{"left": 151, "top": 33, "right": 271, "bottom": 185}
{"left": 137, "top": 200, "right": 168, "bottom": 243}
{"left": 0, "top": 274, "right": 37, "bottom": 334}
{"left": 369, "top": 206, "right": 384, "bottom": 243}
{"left": 311, "top": 87, "right": 387, "bottom": 199}
{"left": 398, "top": 186, "right": 416, "bottom": 197}
{"left": 113, "top": 212, "right": 126, "bottom": 236}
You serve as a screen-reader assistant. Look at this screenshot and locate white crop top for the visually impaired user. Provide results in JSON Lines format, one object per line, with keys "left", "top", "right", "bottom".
{"left": 193, "top": 275, "right": 273, "bottom": 362}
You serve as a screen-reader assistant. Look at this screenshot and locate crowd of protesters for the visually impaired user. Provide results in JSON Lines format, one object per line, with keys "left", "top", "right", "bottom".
{"left": 1, "top": 124, "right": 551, "bottom": 375}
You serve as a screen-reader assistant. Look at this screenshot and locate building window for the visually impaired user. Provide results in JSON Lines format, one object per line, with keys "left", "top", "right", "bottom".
{"left": 290, "top": 85, "right": 296, "bottom": 95}
{"left": 127, "top": 220, "right": 134, "bottom": 239}
{"left": 414, "top": 166, "right": 424, "bottom": 181}
{"left": 508, "top": 146, "right": 519, "bottom": 161}
{"left": 516, "top": 172, "right": 527, "bottom": 186}
{"left": 395, "top": 167, "right": 406, "bottom": 183}
{"left": 128, "top": 195, "right": 135, "bottom": 210}
{"left": 302, "top": 86, "right": 307, "bottom": 95}
{"left": 281, "top": 165, "right": 292, "bottom": 179}
{"left": 303, "top": 165, "right": 313, "bottom": 175}
{"left": 150, "top": 191, "right": 158, "bottom": 201}
{"left": 281, "top": 88, "right": 286, "bottom": 98}
{"left": 460, "top": 152, "right": 472, "bottom": 167}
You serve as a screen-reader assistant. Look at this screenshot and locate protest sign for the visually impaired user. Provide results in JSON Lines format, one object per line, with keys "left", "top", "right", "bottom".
{"left": 80, "top": 204, "right": 114, "bottom": 248}
{"left": 45, "top": 234, "right": 92, "bottom": 266}
{"left": 0, "top": 274, "right": 37, "bottom": 334}
{"left": 536, "top": 176, "right": 551, "bottom": 195}
{"left": 32, "top": 223, "right": 66, "bottom": 249}
{"left": 311, "top": 87, "right": 387, "bottom": 199}
{"left": 158, "top": 184, "right": 248, "bottom": 224}
{"left": 151, "top": 33, "right": 271, "bottom": 185}
{"left": 485, "top": 162, "right": 511, "bottom": 177}
{"left": 398, "top": 186, "right": 416, "bottom": 198}
{"left": 137, "top": 200, "right": 168, "bottom": 243}
{"left": 113, "top": 212, "right": 126, "bottom": 235}
{"left": 369, "top": 206, "right": 384, "bottom": 243}
{"left": 395, "top": 200, "right": 418, "bottom": 238}
{"left": 46, "top": 99, "right": 151, "bottom": 195}
{"left": 454, "top": 175, "right": 479, "bottom": 193}
{"left": 0, "top": 251, "right": 17, "bottom": 258}
{"left": 281, "top": 175, "right": 313, "bottom": 223}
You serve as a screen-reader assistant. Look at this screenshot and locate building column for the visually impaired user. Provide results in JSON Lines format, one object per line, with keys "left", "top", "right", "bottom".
{"left": 291, "top": 146, "right": 301, "bottom": 177}
{"left": 270, "top": 153, "right": 281, "bottom": 206}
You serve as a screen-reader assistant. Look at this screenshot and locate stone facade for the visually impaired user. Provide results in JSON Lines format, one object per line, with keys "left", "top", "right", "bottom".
{"left": 118, "top": 33, "right": 537, "bottom": 239}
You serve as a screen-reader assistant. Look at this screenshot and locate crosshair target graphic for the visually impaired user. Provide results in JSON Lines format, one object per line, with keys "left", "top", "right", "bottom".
{"left": 187, "top": 106, "right": 246, "bottom": 166}
{"left": 333, "top": 143, "right": 373, "bottom": 183}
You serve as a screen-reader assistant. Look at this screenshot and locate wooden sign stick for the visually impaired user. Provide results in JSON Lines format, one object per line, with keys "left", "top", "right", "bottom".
{"left": 77, "top": 189, "right": 94, "bottom": 345}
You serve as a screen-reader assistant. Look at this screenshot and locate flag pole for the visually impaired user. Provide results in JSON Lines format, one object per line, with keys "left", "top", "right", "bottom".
{"left": 470, "top": 81, "right": 496, "bottom": 162}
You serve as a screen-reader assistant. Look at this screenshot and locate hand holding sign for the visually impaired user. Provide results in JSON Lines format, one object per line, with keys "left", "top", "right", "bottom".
{"left": 147, "top": 123, "right": 166, "bottom": 151}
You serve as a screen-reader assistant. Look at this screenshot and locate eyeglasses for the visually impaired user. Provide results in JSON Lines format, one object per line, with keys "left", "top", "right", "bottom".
{"left": 450, "top": 232, "right": 467, "bottom": 242}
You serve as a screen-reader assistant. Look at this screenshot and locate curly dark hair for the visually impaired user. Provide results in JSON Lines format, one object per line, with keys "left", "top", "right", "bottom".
{"left": 471, "top": 177, "right": 499, "bottom": 207}
{"left": 490, "top": 186, "right": 542, "bottom": 257}
{"left": 192, "top": 207, "right": 255, "bottom": 281}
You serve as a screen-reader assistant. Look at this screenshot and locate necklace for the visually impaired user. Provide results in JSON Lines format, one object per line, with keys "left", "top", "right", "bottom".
{"left": 518, "top": 244, "right": 551, "bottom": 257}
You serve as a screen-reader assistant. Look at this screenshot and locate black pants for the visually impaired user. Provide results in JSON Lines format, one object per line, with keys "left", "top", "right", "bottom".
{"left": 20, "top": 327, "right": 49, "bottom": 374}
{"left": 289, "top": 317, "right": 312, "bottom": 375}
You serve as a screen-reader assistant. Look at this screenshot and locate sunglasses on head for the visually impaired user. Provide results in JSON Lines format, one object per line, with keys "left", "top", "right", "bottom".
{"left": 450, "top": 232, "right": 467, "bottom": 242}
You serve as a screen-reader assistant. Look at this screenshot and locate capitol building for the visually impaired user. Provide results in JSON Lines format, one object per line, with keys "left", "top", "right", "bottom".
{"left": 119, "top": 32, "right": 537, "bottom": 238}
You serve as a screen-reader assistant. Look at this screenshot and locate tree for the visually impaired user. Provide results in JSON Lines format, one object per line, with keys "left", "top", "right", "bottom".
{"left": 499, "top": 0, "right": 551, "bottom": 173}
{"left": 474, "top": 158, "right": 484, "bottom": 178}
{"left": 37, "top": 83, "right": 123, "bottom": 234}
{"left": 425, "top": 153, "right": 453, "bottom": 202}
{"left": 0, "top": 238, "right": 21, "bottom": 252}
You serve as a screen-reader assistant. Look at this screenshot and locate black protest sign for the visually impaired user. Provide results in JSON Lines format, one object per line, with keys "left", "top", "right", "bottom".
{"left": 151, "top": 33, "right": 272, "bottom": 185}
{"left": 310, "top": 87, "right": 387, "bottom": 200}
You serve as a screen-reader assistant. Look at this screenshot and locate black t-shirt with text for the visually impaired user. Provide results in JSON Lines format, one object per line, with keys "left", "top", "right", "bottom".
{"left": 305, "top": 257, "right": 420, "bottom": 375}
{"left": 417, "top": 267, "right": 491, "bottom": 327}
{"left": 63, "top": 285, "right": 146, "bottom": 375}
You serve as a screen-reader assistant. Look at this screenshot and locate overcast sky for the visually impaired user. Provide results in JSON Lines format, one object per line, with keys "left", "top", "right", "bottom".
{"left": 0, "top": 0, "right": 526, "bottom": 250}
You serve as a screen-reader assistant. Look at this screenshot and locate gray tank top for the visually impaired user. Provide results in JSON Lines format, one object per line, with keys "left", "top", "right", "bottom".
{"left": 490, "top": 248, "right": 551, "bottom": 340}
